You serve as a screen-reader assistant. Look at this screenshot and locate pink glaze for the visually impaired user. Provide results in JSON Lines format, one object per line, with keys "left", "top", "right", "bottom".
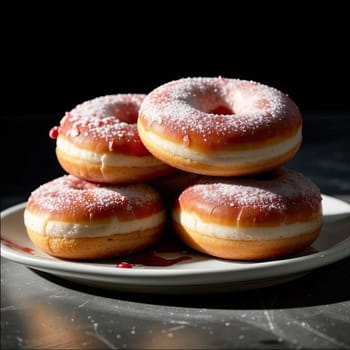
{"left": 176, "top": 168, "right": 322, "bottom": 226}
{"left": 25, "top": 175, "right": 164, "bottom": 220}
{"left": 139, "top": 77, "right": 302, "bottom": 150}
{"left": 56, "top": 94, "right": 151, "bottom": 156}
{"left": 188, "top": 168, "right": 321, "bottom": 211}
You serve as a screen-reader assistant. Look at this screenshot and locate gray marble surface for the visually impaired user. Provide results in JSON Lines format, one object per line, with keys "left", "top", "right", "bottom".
{"left": 1, "top": 111, "right": 350, "bottom": 349}
{"left": 1, "top": 252, "right": 350, "bottom": 349}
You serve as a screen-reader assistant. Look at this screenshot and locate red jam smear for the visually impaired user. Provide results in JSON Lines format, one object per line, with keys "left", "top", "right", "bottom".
{"left": 128, "top": 251, "right": 192, "bottom": 267}
{"left": 49, "top": 126, "right": 60, "bottom": 139}
{"left": 115, "top": 239, "right": 193, "bottom": 268}
{"left": 1, "top": 238, "right": 34, "bottom": 254}
{"left": 116, "top": 262, "right": 133, "bottom": 268}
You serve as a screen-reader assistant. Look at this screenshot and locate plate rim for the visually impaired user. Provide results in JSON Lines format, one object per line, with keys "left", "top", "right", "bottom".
{"left": 1, "top": 195, "right": 350, "bottom": 287}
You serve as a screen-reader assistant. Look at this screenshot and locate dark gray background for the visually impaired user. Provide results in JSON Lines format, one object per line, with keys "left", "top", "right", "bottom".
{"left": 1, "top": 9, "right": 349, "bottom": 200}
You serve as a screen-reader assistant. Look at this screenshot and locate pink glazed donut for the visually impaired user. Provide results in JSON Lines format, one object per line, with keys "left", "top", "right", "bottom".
{"left": 138, "top": 77, "right": 302, "bottom": 176}
{"left": 172, "top": 168, "right": 323, "bottom": 261}
{"left": 24, "top": 175, "right": 166, "bottom": 259}
{"left": 50, "top": 94, "right": 176, "bottom": 184}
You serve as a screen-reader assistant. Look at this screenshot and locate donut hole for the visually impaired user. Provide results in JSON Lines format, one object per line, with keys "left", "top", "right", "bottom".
{"left": 195, "top": 98, "right": 235, "bottom": 116}
{"left": 108, "top": 102, "right": 139, "bottom": 124}
{"left": 200, "top": 95, "right": 234, "bottom": 116}
{"left": 187, "top": 85, "right": 235, "bottom": 116}
{"left": 208, "top": 105, "right": 234, "bottom": 115}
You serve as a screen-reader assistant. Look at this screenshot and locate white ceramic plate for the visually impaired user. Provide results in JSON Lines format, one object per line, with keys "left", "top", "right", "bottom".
{"left": 1, "top": 194, "right": 350, "bottom": 294}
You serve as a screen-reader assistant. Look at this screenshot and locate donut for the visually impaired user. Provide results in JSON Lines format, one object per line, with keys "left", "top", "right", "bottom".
{"left": 172, "top": 168, "right": 323, "bottom": 261}
{"left": 24, "top": 175, "right": 166, "bottom": 259}
{"left": 138, "top": 77, "right": 302, "bottom": 176}
{"left": 50, "top": 94, "right": 176, "bottom": 184}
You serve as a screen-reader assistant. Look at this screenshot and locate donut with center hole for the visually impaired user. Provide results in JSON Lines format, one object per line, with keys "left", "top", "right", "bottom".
{"left": 24, "top": 175, "right": 166, "bottom": 259}
{"left": 138, "top": 77, "right": 302, "bottom": 176}
{"left": 50, "top": 94, "right": 176, "bottom": 184}
{"left": 172, "top": 168, "right": 323, "bottom": 261}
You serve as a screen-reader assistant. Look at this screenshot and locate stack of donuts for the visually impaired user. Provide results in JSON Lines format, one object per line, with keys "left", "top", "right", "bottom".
{"left": 23, "top": 94, "right": 174, "bottom": 260}
{"left": 24, "top": 77, "right": 323, "bottom": 261}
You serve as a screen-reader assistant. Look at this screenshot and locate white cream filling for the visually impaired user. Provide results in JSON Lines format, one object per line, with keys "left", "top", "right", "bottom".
{"left": 57, "top": 136, "right": 164, "bottom": 167}
{"left": 173, "top": 210, "right": 322, "bottom": 240}
{"left": 24, "top": 210, "right": 165, "bottom": 238}
{"left": 141, "top": 127, "right": 302, "bottom": 166}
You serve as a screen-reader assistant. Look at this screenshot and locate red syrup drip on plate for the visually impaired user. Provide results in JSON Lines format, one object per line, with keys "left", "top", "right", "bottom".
{"left": 1, "top": 238, "right": 34, "bottom": 254}
{"left": 116, "top": 262, "right": 133, "bottom": 268}
{"left": 128, "top": 251, "right": 192, "bottom": 267}
{"left": 115, "top": 239, "right": 193, "bottom": 268}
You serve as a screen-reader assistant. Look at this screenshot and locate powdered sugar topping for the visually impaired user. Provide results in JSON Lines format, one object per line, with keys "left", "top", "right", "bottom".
{"left": 186, "top": 168, "right": 321, "bottom": 211}
{"left": 139, "top": 77, "right": 301, "bottom": 139}
{"left": 61, "top": 94, "right": 145, "bottom": 141}
{"left": 27, "top": 175, "right": 161, "bottom": 217}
